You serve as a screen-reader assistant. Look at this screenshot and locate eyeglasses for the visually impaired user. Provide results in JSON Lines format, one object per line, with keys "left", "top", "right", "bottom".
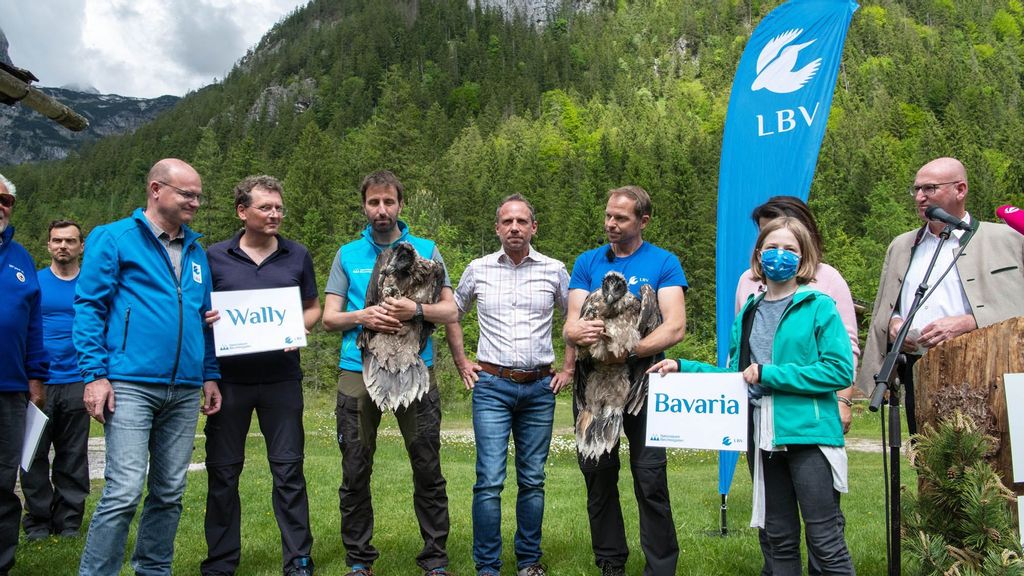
{"left": 158, "top": 181, "right": 204, "bottom": 204}
{"left": 0, "top": 194, "right": 14, "bottom": 209}
{"left": 250, "top": 204, "right": 286, "bottom": 216}
{"left": 908, "top": 181, "right": 961, "bottom": 198}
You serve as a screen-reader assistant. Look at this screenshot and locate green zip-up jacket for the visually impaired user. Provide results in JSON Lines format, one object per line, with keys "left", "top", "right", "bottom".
{"left": 679, "top": 286, "right": 853, "bottom": 447}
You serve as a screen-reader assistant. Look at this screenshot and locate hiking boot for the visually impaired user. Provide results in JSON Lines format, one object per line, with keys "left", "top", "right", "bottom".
{"left": 285, "top": 556, "right": 314, "bottom": 576}
{"left": 518, "top": 564, "right": 547, "bottom": 576}
{"left": 23, "top": 530, "right": 48, "bottom": 542}
{"left": 600, "top": 565, "right": 626, "bottom": 576}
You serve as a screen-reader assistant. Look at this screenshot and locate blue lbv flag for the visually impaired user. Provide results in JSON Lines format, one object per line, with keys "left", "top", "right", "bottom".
{"left": 715, "top": 0, "right": 858, "bottom": 494}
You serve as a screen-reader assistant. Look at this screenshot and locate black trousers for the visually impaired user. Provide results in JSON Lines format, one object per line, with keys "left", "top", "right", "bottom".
{"left": 898, "top": 355, "right": 920, "bottom": 436}
{"left": 200, "top": 379, "right": 312, "bottom": 576}
{"left": 335, "top": 369, "right": 449, "bottom": 571}
{"left": 762, "top": 446, "right": 855, "bottom": 575}
{"left": 0, "top": 392, "right": 27, "bottom": 575}
{"left": 748, "top": 430, "right": 847, "bottom": 576}
{"left": 20, "top": 382, "right": 90, "bottom": 536}
{"left": 573, "top": 396, "right": 679, "bottom": 576}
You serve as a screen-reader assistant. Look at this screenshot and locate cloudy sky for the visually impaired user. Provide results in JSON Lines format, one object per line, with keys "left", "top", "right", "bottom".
{"left": 1, "top": 0, "right": 309, "bottom": 98}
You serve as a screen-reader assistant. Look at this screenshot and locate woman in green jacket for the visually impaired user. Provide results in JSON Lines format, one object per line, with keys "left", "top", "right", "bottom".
{"left": 650, "top": 217, "right": 855, "bottom": 575}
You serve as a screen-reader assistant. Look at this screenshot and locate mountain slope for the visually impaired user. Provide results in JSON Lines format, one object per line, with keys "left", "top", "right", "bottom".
{"left": 0, "top": 26, "right": 179, "bottom": 164}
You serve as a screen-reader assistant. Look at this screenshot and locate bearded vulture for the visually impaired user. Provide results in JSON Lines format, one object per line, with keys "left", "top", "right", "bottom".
{"left": 574, "top": 271, "right": 662, "bottom": 461}
{"left": 358, "top": 242, "right": 445, "bottom": 412}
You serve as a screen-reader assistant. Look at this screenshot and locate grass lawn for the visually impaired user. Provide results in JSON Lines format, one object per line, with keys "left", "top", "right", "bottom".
{"left": 14, "top": 389, "right": 914, "bottom": 575}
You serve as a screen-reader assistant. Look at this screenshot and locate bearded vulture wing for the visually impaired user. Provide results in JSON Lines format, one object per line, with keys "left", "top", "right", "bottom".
{"left": 572, "top": 288, "right": 604, "bottom": 410}
{"left": 624, "top": 284, "right": 662, "bottom": 416}
{"left": 416, "top": 262, "right": 446, "bottom": 352}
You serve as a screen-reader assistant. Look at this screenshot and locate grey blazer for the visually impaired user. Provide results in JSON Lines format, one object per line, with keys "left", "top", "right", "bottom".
{"left": 856, "top": 220, "right": 1024, "bottom": 393}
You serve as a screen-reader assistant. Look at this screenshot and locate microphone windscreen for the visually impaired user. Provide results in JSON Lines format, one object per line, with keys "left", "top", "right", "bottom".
{"left": 997, "top": 205, "right": 1024, "bottom": 235}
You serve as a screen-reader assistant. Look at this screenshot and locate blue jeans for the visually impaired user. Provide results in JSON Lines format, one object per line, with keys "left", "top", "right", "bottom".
{"left": 79, "top": 381, "right": 202, "bottom": 576}
{"left": 472, "top": 372, "right": 555, "bottom": 574}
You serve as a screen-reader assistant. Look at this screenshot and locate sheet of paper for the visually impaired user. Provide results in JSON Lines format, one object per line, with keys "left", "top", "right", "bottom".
{"left": 22, "top": 401, "right": 49, "bottom": 471}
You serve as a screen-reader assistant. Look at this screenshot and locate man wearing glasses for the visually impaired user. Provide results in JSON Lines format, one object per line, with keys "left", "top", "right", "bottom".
{"left": 858, "top": 157, "right": 1024, "bottom": 434}
{"left": 0, "top": 173, "right": 48, "bottom": 576}
{"left": 76, "top": 158, "right": 222, "bottom": 576}
{"left": 202, "top": 176, "right": 320, "bottom": 576}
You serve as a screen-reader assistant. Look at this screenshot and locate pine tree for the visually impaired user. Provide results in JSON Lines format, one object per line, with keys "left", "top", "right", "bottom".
{"left": 903, "top": 412, "right": 1024, "bottom": 576}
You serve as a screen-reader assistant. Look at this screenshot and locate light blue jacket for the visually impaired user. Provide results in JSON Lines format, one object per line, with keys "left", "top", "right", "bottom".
{"left": 336, "top": 221, "right": 437, "bottom": 372}
{"left": 74, "top": 208, "right": 220, "bottom": 387}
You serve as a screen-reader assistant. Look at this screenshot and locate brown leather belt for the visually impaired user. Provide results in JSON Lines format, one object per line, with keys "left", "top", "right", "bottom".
{"left": 478, "top": 362, "right": 552, "bottom": 384}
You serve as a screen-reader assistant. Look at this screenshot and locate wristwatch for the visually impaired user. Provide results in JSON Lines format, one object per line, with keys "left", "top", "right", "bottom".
{"left": 414, "top": 302, "right": 424, "bottom": 320}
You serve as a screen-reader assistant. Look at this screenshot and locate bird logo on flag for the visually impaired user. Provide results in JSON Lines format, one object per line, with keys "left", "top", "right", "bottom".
{"left": 751, "top": 28, "right": 821, "bottom": 94}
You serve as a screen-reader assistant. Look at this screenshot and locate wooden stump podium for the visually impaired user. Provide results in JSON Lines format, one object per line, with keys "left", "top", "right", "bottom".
{"left": 914, "top": 316, "right": 1024, "bottom": 494}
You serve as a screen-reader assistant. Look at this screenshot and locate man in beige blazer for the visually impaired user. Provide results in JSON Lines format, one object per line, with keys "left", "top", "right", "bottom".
{"left": 858, "top": 157, "right": 1024, "bottom": 433}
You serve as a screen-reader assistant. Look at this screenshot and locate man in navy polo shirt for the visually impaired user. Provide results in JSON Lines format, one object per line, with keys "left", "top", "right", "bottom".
{"left": 323, "top": 170, "right": 458, "bottom": 576}
{"left": 564, "top": 185, "right": 687, "bottom": 576}
{"left": 202, "top": 175, "right": 321, "bottom": 576}
{"left": 21, "top": 219, "right": 89, "bottom": 540}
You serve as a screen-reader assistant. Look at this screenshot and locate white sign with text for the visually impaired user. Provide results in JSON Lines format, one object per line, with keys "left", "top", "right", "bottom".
{"left": 1003, "top": 373, "right": 1024, "bottom": 482}
{"left": 211, "top": 287, "right": 307, "bottom": 357}
{"left": 645, "top": 372, "right": 748, "bottom": 451}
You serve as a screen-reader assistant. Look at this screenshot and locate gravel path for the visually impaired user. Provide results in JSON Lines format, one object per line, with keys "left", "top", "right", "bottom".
{"left": 82, "top": 432, "right": 898, "bottom": 480}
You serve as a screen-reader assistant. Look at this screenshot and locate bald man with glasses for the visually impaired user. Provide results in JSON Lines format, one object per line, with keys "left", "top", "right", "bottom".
{"left": 858, "top": 157, "right": 1024, "bottom": 434}
{"left": 76, "top": 158, "right": 222, "bottom": 576}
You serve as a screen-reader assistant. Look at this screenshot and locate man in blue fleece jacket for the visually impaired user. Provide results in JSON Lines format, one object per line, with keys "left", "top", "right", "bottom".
{"left": 75, "top": 158, "right": 222, "bottom": 576}
{"left": 0, "top": 173, "right": 48, "bottom": 576}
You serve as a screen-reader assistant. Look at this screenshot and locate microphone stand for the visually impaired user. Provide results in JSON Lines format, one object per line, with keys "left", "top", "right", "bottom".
{"left": 868, "top": 222, "right": 975, "bottom": 576}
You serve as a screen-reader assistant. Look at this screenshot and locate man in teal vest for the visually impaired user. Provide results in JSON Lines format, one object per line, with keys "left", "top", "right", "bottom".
{"left": 323, "top": 170, "right": 457, "bottom": 576}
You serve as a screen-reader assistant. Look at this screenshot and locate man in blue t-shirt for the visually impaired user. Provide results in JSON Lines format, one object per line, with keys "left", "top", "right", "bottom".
{"left": 21, "top": 219, "right": 89, "bottom": 541}
{"left": 564, "top": 185, "right": 687, "bottom": 576}
{"left": 323, "top": 170, "right": 458, "bottom": 576}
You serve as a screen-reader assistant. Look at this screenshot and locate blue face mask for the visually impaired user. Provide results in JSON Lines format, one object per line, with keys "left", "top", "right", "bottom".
{"left": 760, "top": 248, "right": 800, "bottom": 282}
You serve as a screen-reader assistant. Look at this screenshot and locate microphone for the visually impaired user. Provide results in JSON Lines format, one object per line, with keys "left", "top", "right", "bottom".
{"left": 924, "top": 205, "right": 971, "bottom": 231}
{"left": 997, "top": 205, "right": 1024, "bottom": 235}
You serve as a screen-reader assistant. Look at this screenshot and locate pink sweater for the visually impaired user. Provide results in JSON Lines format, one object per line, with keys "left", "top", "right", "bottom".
{"left": 734, "top": 263, "right": 860, "bottom": 374}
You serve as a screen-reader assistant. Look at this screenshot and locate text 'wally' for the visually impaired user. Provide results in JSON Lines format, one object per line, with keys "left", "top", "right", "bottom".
{"left": 224, "top": 307, "right": 287, "bottom": 327}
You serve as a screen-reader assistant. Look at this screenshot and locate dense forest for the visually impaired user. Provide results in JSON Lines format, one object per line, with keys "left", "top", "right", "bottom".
{"left": 5, "top": 0, "right": 1024, "bottom": 390}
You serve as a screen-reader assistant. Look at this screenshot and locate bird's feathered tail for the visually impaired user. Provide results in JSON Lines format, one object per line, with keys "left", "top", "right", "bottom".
{"left": 575, "top": 404, "right": 623, "bottom": 462}
{"left": 575, "top": 364, "right": 629, "bottom": 461}
{"left": 363, "top": 352, "right": 430, "bottom": 412}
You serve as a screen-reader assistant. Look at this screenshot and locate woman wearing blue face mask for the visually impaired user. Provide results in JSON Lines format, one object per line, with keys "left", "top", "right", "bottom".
{"left": 649, "top": 217, "right": 855, "bottom": 575}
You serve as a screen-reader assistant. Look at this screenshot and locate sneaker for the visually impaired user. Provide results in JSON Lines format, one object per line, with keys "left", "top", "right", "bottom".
{"left": 600, "top": 565, "right": 626, "bottom": 576}
{"left": 425, "top": 568, "right": 453, "bottom": 576}
{"left": 57, "top": 527, "right": 80, "bottom": 538}
{"left": 518, "top": 564, "right": 547, "bottom": 576}
{"left": 285, "top": 556, "right": 314, "bottom": 576}
{"left": 345, "top": 566, "right": 374, "bottom": 576}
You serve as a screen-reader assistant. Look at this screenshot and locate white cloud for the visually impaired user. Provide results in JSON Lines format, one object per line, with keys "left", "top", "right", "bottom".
{"left": 0, "top": 0, "right": 308, "bottom": 98}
